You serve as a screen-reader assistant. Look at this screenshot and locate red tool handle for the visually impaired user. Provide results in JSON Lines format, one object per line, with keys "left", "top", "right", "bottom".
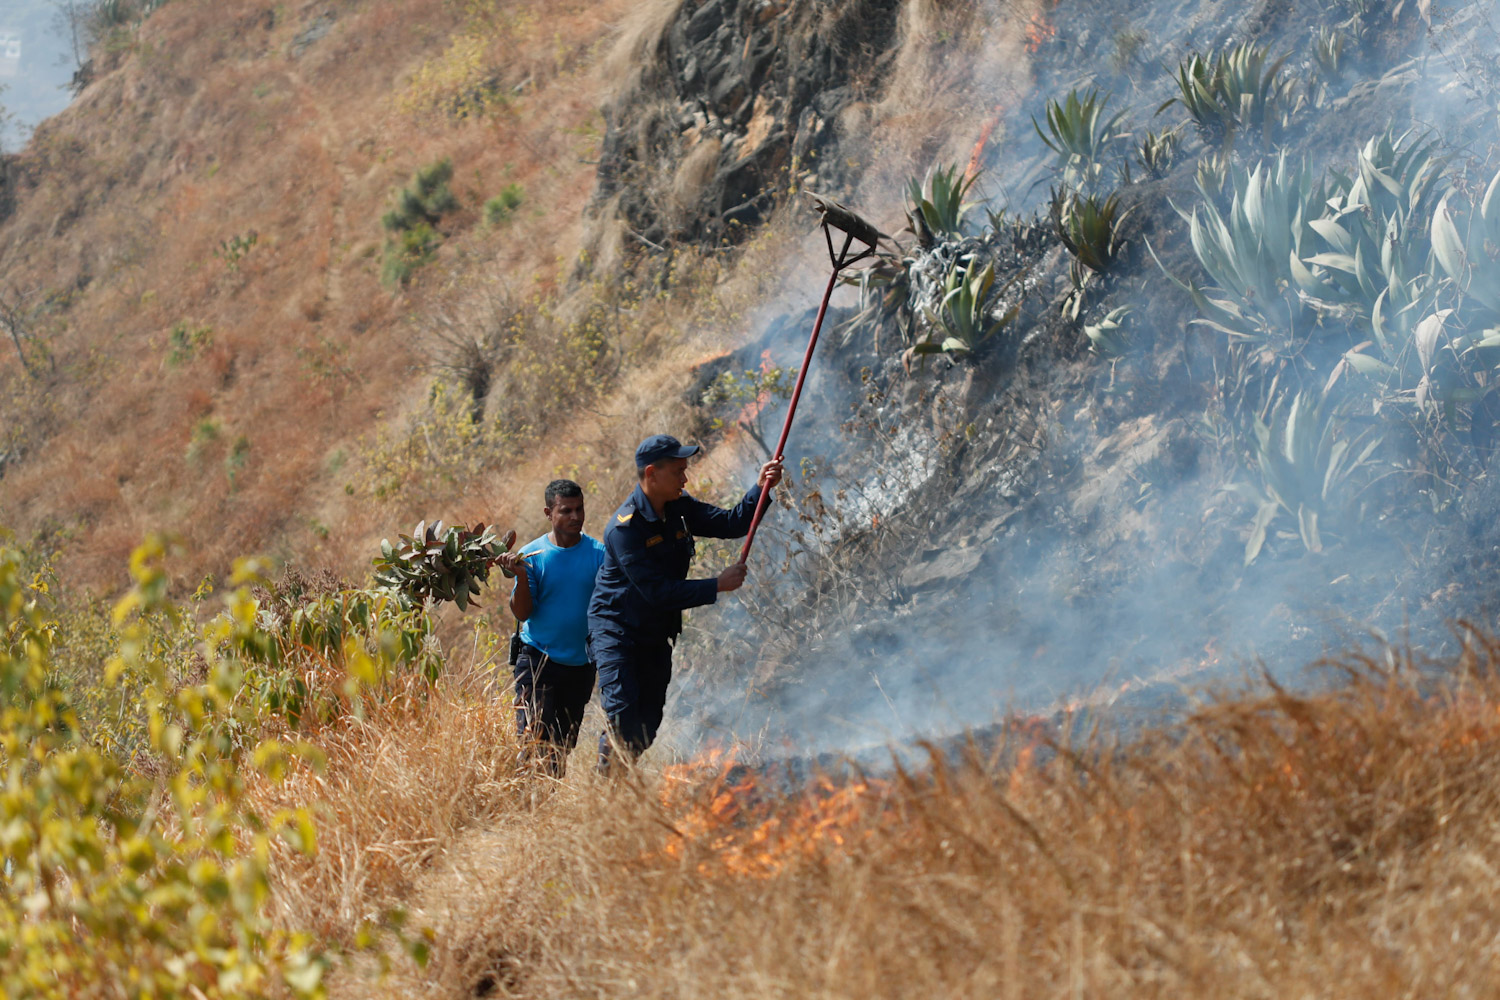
{"left": 737, "top": 265, "right": 841, "bottom": 564}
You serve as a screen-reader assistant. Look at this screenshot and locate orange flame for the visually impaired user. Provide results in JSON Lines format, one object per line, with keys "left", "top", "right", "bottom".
{"left": 725, "top": 350, "right": 779, "bottom": 440}
{"left": 964, "top": 108, "right": 1004, "bottom": 187}
{"left": 1025, "top": 12, "right": 1056, "bottom": 52}
{"left": 656, "top": 748, "right": 892, "bottom": 878}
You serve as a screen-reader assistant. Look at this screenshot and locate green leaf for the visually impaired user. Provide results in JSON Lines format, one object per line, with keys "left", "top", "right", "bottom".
{"left": 1304, "top": 252, "right": 1359, "bottom": 275}
{"left": 1309, "top": 218, "right": 1354, "bottom": 253}
{"left": 1343, "top": 351, "right": 1398, "bottom": 379}
{"left": 1297, "top": 505, "right": 1322, "bottom": 553}
{"left": 1245, "top": 500, "right": 1279, "bottom": 566}
{"left": 1431, "top": 196, "right": 1468, "bottom": 282}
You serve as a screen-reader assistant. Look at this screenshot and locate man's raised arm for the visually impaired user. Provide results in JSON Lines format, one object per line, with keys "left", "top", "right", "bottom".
{"left": 684, "top": 459, "right": 784, "bottom": 539}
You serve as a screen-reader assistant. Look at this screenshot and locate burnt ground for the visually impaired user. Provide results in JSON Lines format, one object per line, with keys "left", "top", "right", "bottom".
{"left": 596, "top": 0, "right": 1500, "bottom": 758}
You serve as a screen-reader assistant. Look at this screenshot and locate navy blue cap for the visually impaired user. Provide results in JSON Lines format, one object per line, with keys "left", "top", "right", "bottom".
{"left": 636, "top": 434, "right": 700, "bottom": 470}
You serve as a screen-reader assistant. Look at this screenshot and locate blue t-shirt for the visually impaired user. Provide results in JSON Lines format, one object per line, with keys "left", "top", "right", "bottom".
{"left": 514, "top": 533, "right": 606, "bottom": 666}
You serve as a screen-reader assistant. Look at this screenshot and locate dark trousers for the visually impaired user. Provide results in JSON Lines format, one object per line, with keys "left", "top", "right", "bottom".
{"left": 589, "top": 627, "right": 673, "bottom": 771}
{"left": 512, "top": 643, "right": 595, "bottom": 777}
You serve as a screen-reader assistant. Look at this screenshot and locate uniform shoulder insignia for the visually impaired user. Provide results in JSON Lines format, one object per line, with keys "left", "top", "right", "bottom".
{"left": 615, "top": 512, "right": 632, "bottom": 523}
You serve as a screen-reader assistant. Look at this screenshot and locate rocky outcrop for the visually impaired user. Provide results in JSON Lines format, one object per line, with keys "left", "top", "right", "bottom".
{"left": 594, "top": 0, "right": 903, "bottom": 248}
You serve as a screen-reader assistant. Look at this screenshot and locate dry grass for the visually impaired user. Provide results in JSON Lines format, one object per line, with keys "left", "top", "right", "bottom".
{"left": 251, "top": 669, "right": 529, "bottom": 947}
{"left": 599, "top": 0, "right": 682, "bottom": 102}
{"left": 853, "top": 0, "right": 1041, "bottom": 224}
{"left": 247, "top": 630, "right": 1500, "bottom": 998}
{"left": 0, "top": 0, "right": 648, "bottom": 593}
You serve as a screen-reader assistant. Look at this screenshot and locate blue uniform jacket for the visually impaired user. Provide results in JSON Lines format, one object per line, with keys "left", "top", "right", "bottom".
{"left": 587, "top": 482, "right": 767, "bottom": 642}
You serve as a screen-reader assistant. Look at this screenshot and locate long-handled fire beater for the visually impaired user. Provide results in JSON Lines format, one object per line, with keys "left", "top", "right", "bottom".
{"left": 737, "top": 195, "right": 885, "bottom": 564}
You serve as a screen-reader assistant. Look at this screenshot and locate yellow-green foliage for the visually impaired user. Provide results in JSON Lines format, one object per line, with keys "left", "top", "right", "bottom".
{"left": 0, "top": 536, "right": 447, "bottom": 996}
{"left": 0, "top": 538, "right": 330, "bottom": 997}
{"left": 250, "top": 582, "right": 442, "bottom": 730}
{"left": 362, "top": 379, "right": 493, "bottom": 500}
{"left": 396, "top": 0, "right": 538, "bottom": 124}
{"left": 165, "top": 320, "right": 213, "bottom": 367}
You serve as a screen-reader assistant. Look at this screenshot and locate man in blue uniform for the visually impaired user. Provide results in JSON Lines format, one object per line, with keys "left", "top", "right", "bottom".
{"left": 587, "top": 434, "right": 783, "bottom": 772}
{"left": 497, "top": 478, "right": 606, "bottom": 776}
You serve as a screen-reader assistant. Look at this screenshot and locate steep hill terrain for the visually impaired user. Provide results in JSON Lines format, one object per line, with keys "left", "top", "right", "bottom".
{"left": 9, "top": 0, "right": 1500, "bottom": 996}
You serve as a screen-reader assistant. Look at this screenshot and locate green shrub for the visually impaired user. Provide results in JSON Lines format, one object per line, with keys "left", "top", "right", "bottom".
{"left": 248, "top": 574, "right": 445, "bottom": 729}
{"left": 483, "top": 183, "right": 524, "bottom": 226}
{"left": 700, "top": 365, "right": 799, "bottom": 438}
{"left": 226, "top": 433, "right": 251, "bottom": 487}
{"left": 185, "top": 416, "right": 221, "bottom": 462}
{"left": 382, "top": 158, "right": 458, "bottom": 234}
{"left": 381, "top": 220, "right": 441, "bottom": 287}
{"left": 380, "top": 159, "right": 459, "bottom": 287}
{"left": 165, "top": 320, "right": 212, "bottom": 366}
{"left": 214, "top": 230, "right": 259, "bottom": 272}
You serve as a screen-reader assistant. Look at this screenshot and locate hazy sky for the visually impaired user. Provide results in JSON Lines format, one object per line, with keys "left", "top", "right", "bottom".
{"left": 0, "top": 1, "right": 79, "bottom": 150}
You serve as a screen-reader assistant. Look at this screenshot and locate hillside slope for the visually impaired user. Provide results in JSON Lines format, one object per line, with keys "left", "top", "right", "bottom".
{"left": 0, "top": 0, "right": 667, "bottom": 590}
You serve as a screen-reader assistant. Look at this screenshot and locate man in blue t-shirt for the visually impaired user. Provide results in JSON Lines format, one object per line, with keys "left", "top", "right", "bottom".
{"left": 496, "top": 478, "right": 606, "bottom": 776}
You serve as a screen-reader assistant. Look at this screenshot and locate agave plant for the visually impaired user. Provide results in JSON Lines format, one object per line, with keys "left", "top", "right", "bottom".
{"left": 839, "top": 257, "right": 914, "bottom": 346}
{"left": 1083, "top": 305, "right": 1133, "bottom": 358}
{"left": 1034, "top": 88, "right": 1128, "bottom": 189}
{"left": 906, "top": 163, "right": 978, "bottom": 238}
{"left": 1194, "top": 148, "right": 1232, "bottom": 200}
{"left": 373, "top": 520, "right": 516, "bottom": 610}
{"left": 1052, "top": 189, "right": 1131, "bottom": 284}
{"left": 1173, "top": 154, "right": 1324, "bottom": 345}
{"left": 1136, "top": 126, "right": 1181, "bottom": 179}
{"left": 1301, "top": 134, "right": 1487, "bottom": 409}
{"left": 1431, "top": 167, "right": 1500, "bottom": 318}
{"left": 1297, "top": 131, "right": 1447, "bottom": 314}
{"left": 1160, "top": 43, "right": 1299, "bottom": 147}
{"left": 913, "top": 255, "right": 1019, "bottom": 357}
{"left": 1242, "top": 390, "right": 1382, "bottom": 564}
{"left": 1312, "top": 26, "right": 1347, "bottom": 80}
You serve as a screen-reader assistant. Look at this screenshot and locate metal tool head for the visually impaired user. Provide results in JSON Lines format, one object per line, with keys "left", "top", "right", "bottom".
{"left": 808, "top": 193, "right": 883, "bottom": 250}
